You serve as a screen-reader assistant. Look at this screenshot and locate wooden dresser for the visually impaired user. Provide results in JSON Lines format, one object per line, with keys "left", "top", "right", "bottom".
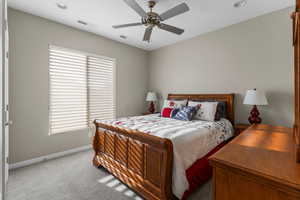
{"left": 209, "top": 124, "right": 300, "bottom": 200}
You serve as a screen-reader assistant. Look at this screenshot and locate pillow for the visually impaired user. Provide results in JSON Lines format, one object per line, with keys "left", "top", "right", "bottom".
{"left": 162, "top": 99, "right": 187, "bottom": 109}
{"left": 189, "top": 100, "right": 227, "bottom": 121}
{"left": 161, "top": 99, "right": 187, "bottom": 116}
{"left": 173, "top": 106, "right": 199, "bottom": 121}
{"left": 215, "top": 102, "right": 227, "bottom": 121}
{"left": 161, "top": 107, "right": 180, "bottom": 118}
{"left": 188, "top": 101, "right": 218, "bottom": 121}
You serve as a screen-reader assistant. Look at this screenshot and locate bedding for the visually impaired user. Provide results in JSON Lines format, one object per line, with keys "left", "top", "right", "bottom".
{"left": 98, "top": 113, "right": 233, "bottom": 198}
{"left": 182, "top": 140, "right": 229, "bottom": 199}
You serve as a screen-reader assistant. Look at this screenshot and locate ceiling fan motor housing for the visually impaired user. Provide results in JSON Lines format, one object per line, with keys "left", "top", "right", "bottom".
{"left": 142, "top": 12, "right": 161, "bottom": 26}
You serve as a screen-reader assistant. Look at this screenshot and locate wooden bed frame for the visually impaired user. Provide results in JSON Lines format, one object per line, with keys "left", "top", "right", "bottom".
{"left": 93, "top": 94, "right": 235, "bottom": 200}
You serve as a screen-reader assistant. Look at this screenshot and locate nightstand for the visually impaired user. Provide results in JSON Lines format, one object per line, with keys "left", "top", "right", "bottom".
{"left": 234, "top": 124, "right": 251, "bottom": 136}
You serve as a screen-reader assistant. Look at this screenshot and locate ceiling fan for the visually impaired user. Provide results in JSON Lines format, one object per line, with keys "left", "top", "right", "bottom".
{"left": 113, "top": 0, "right": 190, "bottom": 42}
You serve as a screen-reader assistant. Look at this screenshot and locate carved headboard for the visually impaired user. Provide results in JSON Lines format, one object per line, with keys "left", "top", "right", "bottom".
{"left": 168, "top": 93, "right": 235, "bottom": 125}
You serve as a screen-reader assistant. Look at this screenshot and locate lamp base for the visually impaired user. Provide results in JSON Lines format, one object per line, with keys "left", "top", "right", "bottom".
{"left": 248, "top": 105, "right": 262, "bottom": 124}
{"left": 148, "top": 101, "right": 155, "bottom": 114}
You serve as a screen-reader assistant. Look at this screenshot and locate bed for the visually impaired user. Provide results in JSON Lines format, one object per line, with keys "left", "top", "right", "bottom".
{"left": 93, "top": 94, "right": 235, "bottom": 200}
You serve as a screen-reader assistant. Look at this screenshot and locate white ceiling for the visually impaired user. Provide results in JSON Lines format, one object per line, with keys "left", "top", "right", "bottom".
{"left": 8, "top": 0, "right": 294, "bottom": 51}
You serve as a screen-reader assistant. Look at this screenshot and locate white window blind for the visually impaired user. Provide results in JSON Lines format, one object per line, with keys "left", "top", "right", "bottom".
{"left": 88, "top": 56, "right": 115, "bottom": 123}
{"left": 49, "top": 46, "right": 115, "bottom": 135}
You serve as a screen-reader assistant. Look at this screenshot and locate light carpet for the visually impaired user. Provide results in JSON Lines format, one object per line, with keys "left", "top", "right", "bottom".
{"left": 8, "top": 150, "right": 211, "bottom": 200}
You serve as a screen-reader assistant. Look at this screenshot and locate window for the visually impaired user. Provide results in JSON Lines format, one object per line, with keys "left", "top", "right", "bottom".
{"left": 49, "top": 46, "right": 115, "bottom": 135}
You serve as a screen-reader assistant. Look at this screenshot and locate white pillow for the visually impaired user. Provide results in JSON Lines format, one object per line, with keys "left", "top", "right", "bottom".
{"left": 188, "top": 101, "right": 218, "bottom": 121}
{"left": 162, "top": 99, "right": 187, "bottom": 109}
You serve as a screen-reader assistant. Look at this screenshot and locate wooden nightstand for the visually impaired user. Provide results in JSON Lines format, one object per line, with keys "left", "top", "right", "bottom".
{"left": 234, "top": 124, "right": 251, "bottom": 136}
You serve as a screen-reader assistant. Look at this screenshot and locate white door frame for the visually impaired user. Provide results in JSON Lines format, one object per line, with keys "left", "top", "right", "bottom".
{"left": 1, "top": 0, "right": 8, "bottom": 199}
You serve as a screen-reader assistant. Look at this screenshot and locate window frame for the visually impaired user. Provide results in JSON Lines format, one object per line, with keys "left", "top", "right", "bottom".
{"left": 48, "top": 45, "right": 116, "bottom": 135}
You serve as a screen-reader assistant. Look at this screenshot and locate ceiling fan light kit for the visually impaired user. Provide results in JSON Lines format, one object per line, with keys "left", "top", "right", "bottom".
{"left": 113, "top": 0, "right": 190, "bottom": 42}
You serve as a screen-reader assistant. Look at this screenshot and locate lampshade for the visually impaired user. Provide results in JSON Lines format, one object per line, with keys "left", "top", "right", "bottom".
{"left": 146, "top": 92, "right": 157, "bottom": 102}
{"left": 243, "top": 89, "right": 268, "bottom": 106}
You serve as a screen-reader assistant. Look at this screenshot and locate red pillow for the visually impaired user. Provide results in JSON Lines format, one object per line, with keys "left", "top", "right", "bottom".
{"left": 161, "top": 107, "right": 174, "bottom": 118}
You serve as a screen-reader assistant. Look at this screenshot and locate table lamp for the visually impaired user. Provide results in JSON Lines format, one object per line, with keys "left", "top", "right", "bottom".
{"left": 243, "top": 89, "right": 268, "bottom": 124}
{"left": 146, "top": 92, "right": 157, "bottom": 114}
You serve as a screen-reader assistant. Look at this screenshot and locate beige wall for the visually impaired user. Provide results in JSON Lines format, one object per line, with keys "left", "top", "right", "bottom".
{"left": 8, "top": 8, "right": 149, "bottom": 163}
{"left": 148, "top": 7, "right": 294, "bottom": 127}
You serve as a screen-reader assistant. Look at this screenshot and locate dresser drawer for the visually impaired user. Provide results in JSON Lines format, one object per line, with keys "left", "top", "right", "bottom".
{"left": 213, "top": 166, "right": 300, "bottom": 200}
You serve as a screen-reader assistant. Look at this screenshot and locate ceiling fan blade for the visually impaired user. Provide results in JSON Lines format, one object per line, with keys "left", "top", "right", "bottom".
{"left": 143, "top": 26, "right": 153, "bottom": 42}
{"left": 112, "top": 22, "right": 143, "bottom": 29}
{"left": 124, "top": 0, "right": 147, "bottom": 18}
{"left": 158, "top": 23, "right": 184, "bottom": 35}
{"left": 159, "top": 3, "right": 189, "bottom": 21}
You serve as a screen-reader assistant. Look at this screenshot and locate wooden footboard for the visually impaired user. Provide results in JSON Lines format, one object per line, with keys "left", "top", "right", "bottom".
{"left": 93, "top": 121, "right": 174, "bottom": 200}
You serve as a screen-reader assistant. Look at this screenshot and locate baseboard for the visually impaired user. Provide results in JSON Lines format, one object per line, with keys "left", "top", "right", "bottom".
{"left": 9, "top": 145, "right": 92, "bottom": 170}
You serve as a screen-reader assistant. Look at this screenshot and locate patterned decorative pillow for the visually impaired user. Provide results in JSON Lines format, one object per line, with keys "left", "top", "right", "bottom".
{"left": 161, "top": 107, "right": 180, "bottom": 118}
{"left": 161, "top": 99, "right": 187, "bottom": 116}
{"left": 173, "top": 106, "right": 199, "bottom": 121}
{"left": 188, "top": 101, "right": 218, "bottom": 121}
{"left": 189, "top": 100, "right": 227, "bottom": 121}
{"left": 162, "top": 99, "right": 187, "bottom": 109}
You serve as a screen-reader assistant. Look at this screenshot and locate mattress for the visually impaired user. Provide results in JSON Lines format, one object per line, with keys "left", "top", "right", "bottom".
{"left": 97, "top": 114, "right": 233, "bottom": 198}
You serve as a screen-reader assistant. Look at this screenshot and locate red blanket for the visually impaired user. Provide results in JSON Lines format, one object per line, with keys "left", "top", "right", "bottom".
{"left": 182, "top": 141, "right": 229, "bottom": 200}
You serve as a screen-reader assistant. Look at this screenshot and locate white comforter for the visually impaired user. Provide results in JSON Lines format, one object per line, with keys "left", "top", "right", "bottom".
{"left": 96, "top": 114, "right": 233, "bottom": 198}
